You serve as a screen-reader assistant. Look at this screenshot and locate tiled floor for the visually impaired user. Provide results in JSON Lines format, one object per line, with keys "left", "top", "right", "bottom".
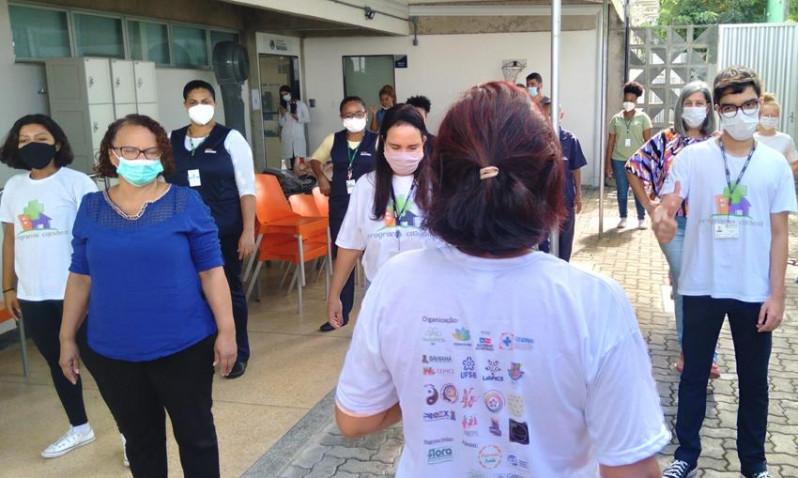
{"left": 0, "top": 264, "right": 355, "bottom": 478}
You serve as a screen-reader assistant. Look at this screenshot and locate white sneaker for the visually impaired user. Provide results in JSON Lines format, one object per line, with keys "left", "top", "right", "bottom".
{"left": 637, "top": 219, "right": 646, "bottom": 230}
{"left": 617, "top": 218, "right": 627, "bottom": 229}
{"left": 41, "top": 426, "right": 96, "bottom": 458}
{"left": 121, "top": 433, "right": 129, "bottom": 467}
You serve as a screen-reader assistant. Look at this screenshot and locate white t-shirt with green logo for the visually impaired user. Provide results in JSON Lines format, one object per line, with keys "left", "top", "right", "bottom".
{"left": 0, "top": 168, "right": 97, "bottom": 301}
{"left": 336, "top": 172, "right": 438, "bottom": 282}
{"left": 664, "top": 139, "right": 797, "bottom": 302}
{"left": 336, "top": 247, "right": 670, "bottom": 477}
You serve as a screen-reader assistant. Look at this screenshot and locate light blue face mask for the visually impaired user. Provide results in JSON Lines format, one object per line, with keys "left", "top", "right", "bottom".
{"left": 528, "top": 86, "right": 539, "bottom": 97}
{"left": 115, "top": 154, "right": 164, "bottom": 187}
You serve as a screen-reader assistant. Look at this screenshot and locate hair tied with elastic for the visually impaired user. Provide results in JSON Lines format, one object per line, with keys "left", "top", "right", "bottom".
{"left": 480, "top": 166, "right": 499, "bottom": 180}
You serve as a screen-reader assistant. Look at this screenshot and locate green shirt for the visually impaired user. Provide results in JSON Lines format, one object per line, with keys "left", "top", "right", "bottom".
{"left": 610, "top": 111, "right": 652, "bottom": 162}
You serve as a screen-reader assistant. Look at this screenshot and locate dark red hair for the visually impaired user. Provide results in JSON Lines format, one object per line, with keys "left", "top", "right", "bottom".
{"left": 417, "top": 81, "right": 565, "bottom": 255}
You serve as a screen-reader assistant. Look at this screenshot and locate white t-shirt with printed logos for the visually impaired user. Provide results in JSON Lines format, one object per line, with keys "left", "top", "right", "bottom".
{"left": 663, "top": 139, "right": 797, "bottom": 302}
{"left": 336, "top": 172, "right": 437, "bottom": 282}
{"left": 336, "top": 246, "right": 670, "bottom": 478}
{"left": 0, "top": 168, "right": 97, "bottom": 301}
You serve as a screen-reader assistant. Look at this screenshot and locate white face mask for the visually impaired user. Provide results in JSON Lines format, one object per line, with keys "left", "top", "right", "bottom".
{"left": 682, "top": 106, "right": 708, "bottom": 129}
{"left": 282, "top": 94, "right": 291, "bottom": 102}
{"left": 188, "top": 104, "right": 215, "bottom": 126}
{"left": 622, "top": 101, "right": 636, "bottom": 112}
{"left": 759, "top": 116, "right": 779, "bottom": 131}
{"left": 342, "top": 117, "right": 367, "bottom": 133}
{"left": 528, "top": 86, "right": 538, "bottom": 97}
{"left": 721, "top": 108, "right": 760, "bottom": 141}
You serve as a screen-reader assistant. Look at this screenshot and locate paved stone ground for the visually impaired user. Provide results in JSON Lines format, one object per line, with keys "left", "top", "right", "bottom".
{"left": 252, "top": 187, "right": 798, "bottom": 477}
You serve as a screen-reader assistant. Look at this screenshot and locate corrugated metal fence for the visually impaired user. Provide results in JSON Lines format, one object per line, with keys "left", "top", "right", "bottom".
{"left": 718, "top": 23, "right": 798, "bottom": 140}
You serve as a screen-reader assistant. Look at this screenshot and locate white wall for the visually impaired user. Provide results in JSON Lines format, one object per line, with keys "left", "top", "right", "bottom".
{"left": 303, "top": 30, "right": 599, "bottom": 185}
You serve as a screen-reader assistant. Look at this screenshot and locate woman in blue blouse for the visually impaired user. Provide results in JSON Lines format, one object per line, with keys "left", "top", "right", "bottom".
{"left": 58, "top": 114, "right": 236, "bottom": 478}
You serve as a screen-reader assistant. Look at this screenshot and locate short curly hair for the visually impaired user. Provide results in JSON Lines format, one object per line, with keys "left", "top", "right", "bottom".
{"left": 623, "top": 81, "right": 644, "bottom": 98}
{"left": 0, "top": 114, "right": 74, "bottom": 171}
{"left": 96, "top": 114, "right": 175, "bottom": 178}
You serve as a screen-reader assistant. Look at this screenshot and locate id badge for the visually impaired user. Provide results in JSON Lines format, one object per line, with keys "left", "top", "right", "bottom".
{"left": 714, "top": 221, "right": 740, "bottom": 240}
{"left": 188, "top": 169, "right": 201, "bottom": 187}
{"left": 346, "top": 179, "right": 356, "bottom": 194}
{"left": 624, "top": 138, "right": 632, "bottom": 148}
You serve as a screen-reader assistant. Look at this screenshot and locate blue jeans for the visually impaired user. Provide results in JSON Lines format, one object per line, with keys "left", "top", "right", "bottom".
{"left": 612, "top": 160, "right": 645, "bottom": 220}
{"left": 675, "top": 296, "right": 770, "bottom": 475}
{"left": 659, "top": 217, "right": 686, "bottom": 344}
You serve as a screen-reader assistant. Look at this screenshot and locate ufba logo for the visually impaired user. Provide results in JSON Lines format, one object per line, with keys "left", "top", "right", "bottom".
{"left": 427, "top": 446, "right": 453, "bottom": 465}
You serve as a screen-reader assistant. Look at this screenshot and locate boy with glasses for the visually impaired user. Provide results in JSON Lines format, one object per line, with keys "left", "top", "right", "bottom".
{"left": 654, "top": 66, "right": 797, "bottom": 478}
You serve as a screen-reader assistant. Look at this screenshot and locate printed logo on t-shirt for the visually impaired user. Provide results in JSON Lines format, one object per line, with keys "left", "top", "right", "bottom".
{"left": 499, "top": 333, "right": 514, "bottom": 350}
{"left": 478, "top": 445, "right": 502, "bottom": 469}
{"left": 423, "top": 366, "right": 455, "bottom": 377}
{"left": 425, "top": 384, "right": 439, "bottom": 405}
{"left": 509, "top": 419, "right": 530, "bottom": 445}
{"left": 461, "top": 387, "right": 477, "bottom": 408}
{"left": 714, "top": 185, "right": 751, "bottom": 218}
{"left": 461, "top": 356, "right": 477, "bottom": 379}
{"left": 453, "top": 327, "right": 473, "bottom": 347}
{"left": 476, "top": 333, "right": 494, "bottom": 351}
{"left": 484, "top": 390, "right": 505, "bottom": 413}
{"left": 424, "top": 410, "right": 456, "bottom": 422}
{"left": 423, "top": 327, "right": 446, "bottom": 346}
{"left": 508, "top": 363, "right": 525, "bottom": 383}
{"left": 507, "top": 454, "right": 530, "bottom": 471}
{"left": 462, "top": 414, "right": 479, "bottom": 436}
{"left": 482, "top": 359, "right": 504, "bottom": 382}
{"left": 507, "top": 394, "right": 525, "bottom": 417}
{"left": 17, "top": 200, "right": 58, "bottom": 235}
{"left": 427, "top": 446, "right": 453, "bottom": 465}
{"left": 422, "top": 354, "right": 452, "bottom": 364}
{"left": 441, "top": 384, "right": 458, "bottom": 404}
{"left": 489, "top": 417, "right": 502, "bottom": 437}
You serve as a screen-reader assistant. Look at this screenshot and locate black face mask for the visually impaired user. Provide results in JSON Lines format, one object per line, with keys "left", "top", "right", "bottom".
{"left": 18, "top": 142, "right": 56, "bottom": 170}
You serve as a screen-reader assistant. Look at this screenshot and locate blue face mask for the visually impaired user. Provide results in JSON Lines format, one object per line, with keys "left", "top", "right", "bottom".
{"left": 115, "top": 154, "right": 164, "bottom": 187}
{"left": 528, "top": 86, "right": 538, "bottom": 97}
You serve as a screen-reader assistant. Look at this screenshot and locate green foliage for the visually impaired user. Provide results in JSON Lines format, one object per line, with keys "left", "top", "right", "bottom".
{"left": 659, "top": 0, "right": 768, "bottom": 25}
{"left": 790, "top": 0, "right": 798, "bottom": 21}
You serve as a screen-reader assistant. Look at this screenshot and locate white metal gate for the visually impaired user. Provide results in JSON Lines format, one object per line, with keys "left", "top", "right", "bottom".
{"left": 718, "top": 23, "right": 798, "bottom": 140}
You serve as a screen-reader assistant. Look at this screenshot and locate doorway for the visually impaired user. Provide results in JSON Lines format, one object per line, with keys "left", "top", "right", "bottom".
{"left": 258, "top": 54, "right": 301, "bottom": 168}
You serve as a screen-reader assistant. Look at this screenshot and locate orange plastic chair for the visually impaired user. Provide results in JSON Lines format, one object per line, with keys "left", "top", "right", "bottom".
{"left": 0, "top": 303, "right": 29, "bottom": 376}
{"left": 244, "top": 174, "right": 330, "bottom": 312}
{"left": 288, "top": 194, "right": 323, "bottom": 219}
{"left": 312, "top": 187, "right": 329, "bottom": 217}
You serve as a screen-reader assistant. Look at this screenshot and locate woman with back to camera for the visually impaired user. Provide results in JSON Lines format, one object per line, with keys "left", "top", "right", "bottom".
{"left": 327, "top": 104, "right": 438, "bottom": 328}
{"left": 334, "top": 82, "right": 669, "bottom": 477}
{"left": 59, "top": 114, "right": 236, "bottom": 478}
{"left": 0, "top": 114, "right": 98, "bottom": 459}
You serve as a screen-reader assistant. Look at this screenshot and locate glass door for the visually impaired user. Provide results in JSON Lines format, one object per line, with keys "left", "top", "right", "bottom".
{"left": 259, "top": 54, "right": 300, "bottom": 168}
{"left": 342, "top": 55, "right": 396, "bottom": 109}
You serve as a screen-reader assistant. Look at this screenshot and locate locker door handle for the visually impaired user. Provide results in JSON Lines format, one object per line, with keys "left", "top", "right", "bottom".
{"left": 137, "top": 78, "right": 144, "bottom": 88}
{"left": 115, "top": 78, "right": 121, "bottom": 87}
{"left": 88, "top": 77, "right": 94, "bottom": 87}
{"left": 93, "top": 122, "right": 99, "bottom": 132}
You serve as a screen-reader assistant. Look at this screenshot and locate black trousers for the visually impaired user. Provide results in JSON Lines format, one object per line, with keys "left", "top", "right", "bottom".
{"left": 82, "top": 335, "right": 219, "bottom": 478}
{"left": 539, "top": 208, "right": 576, "bottom": 262}
{"left": 219, "top": 233, "right": 249, "bottom": 363}
{"left": 19, "top": 299, "right": 88, "bottom": 427}
{"left": 329, "top": 201, "right": 355, "bottom": 325}
{"left": 674, "top": 296, "right": 770, "bottom": 475}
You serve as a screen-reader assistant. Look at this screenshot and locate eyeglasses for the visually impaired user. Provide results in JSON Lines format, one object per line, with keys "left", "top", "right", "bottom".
{"left": 718, "top": 99, "right": 760, "bottom": 119}
{"left": 341, "top": 112, "right": 367, "bottom": 120}
{"left": 113, "top": 146, "right": 161, "bottom": 160}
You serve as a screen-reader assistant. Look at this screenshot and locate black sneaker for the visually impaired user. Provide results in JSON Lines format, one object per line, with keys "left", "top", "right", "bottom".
{"left": 743, "top": 472, "right": 771, "bottom": 478}
{"left": 662, "top": 460, "right": 697, "bottom": 478}
{"left": 319, "top": 321, "right": 347, "bottom": 332}
{"left": 226, "top": 361, "right": 247, "bottom": 379}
